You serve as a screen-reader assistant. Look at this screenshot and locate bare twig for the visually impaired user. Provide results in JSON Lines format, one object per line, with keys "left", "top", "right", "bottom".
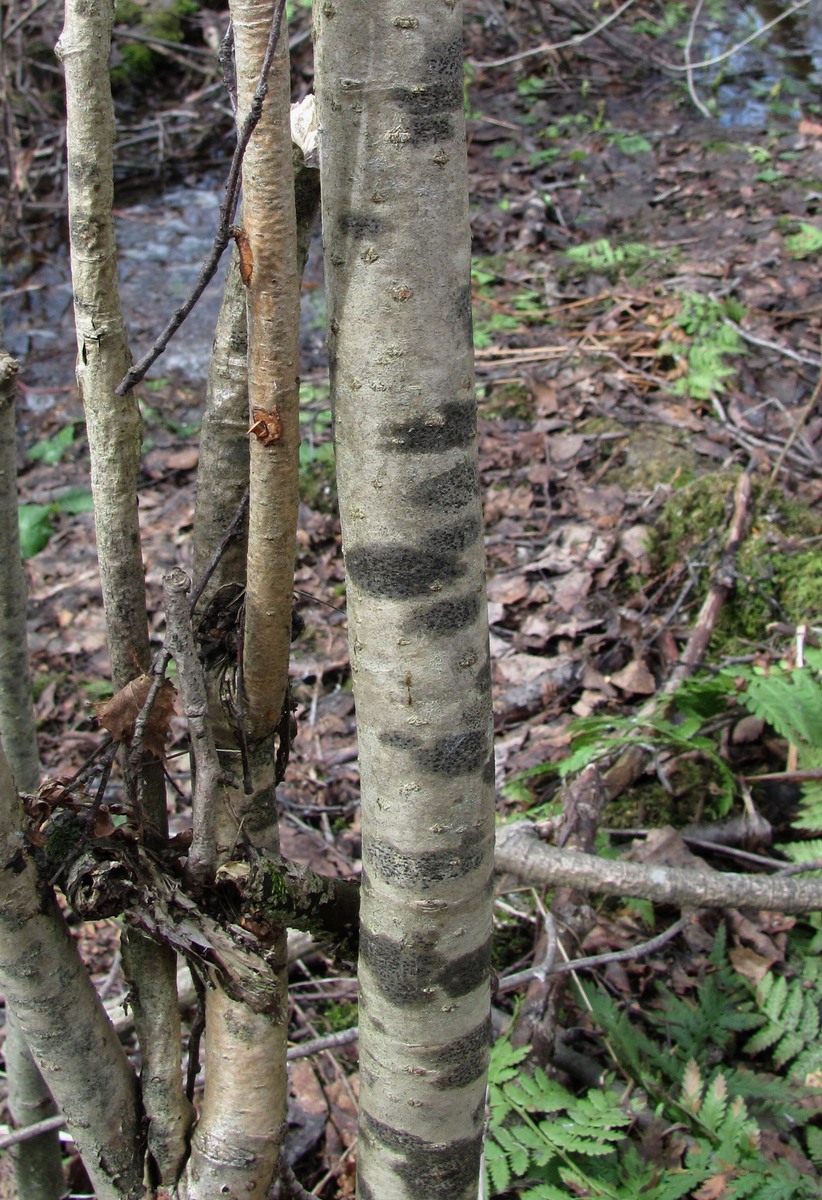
{"left": 728, "top": 322, "right": 821, "bottom": 370}
{"left": 189, "top": 487, "right": 249, "bottom": 612}
{"left": 683, "top": 0, "right": 713, "bottom": 119}
{"left": 496, "top": 822, "right": 822, "bottom": 913}
{"left": 669, "top": 471, "right": 752, "bottom": 684}
{"left": 470, "top": 0, "right": 638, "bottom": 69}
{"left": 163, "top": 567, "right": 221, "bottom": 881}
{"left": 128, "top": 652, "right": 172, "bottom": 771}
{"left": 602, "top": 473, "right": 752, "bottom": 802}
{"left": 2, "top": 0, "right": 58, "bottom": 39}
{"left": 0, "top": 1114, "right": 66, "bottom": 1151}
{"left": 655, "top": 0, "right": 812, "bottom": 73}
{"left": 286, "top": 1027, "right": 359, "bottom": 1061}
{"left": 115, "top": 0, "right": 287, "bottom": 394}
{"left": 765, "top": 339, "right": 822, "bottom": 491}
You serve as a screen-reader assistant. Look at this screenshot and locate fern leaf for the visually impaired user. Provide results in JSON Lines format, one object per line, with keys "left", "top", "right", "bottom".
{"left": 488, "top": 1038, "right": 530, "bottom": 1084}
{"left": 744, "top": 1024, "right": 783, "bottom": 1057}
{"left": 773, "top": 1030, "right": 806, "bottom": 1069}
{"left": 494, "top": 1124, "right": 530, "bottom": 1178}
{"left": 699, "top": 1073, "right": 729, "bottom": 1132}
{"left": 485, "top": 1139, "right": 511, "bottom": 1195}
{"left": 521, "top": 1184, "right": 573, "bottom": 1200}
{"left": 681, "top": 1059, "right": 703, "bottom": 1110}
{"left": 740, "top": 669, "right": 822, "bottom": 747}
{"left": 805, "top": 1124, "right": 822, "bottom": 1167}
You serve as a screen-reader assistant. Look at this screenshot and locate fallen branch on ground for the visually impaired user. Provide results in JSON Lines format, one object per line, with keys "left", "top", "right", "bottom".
{"left": 495, "top": 818, "right": 822, "bottom": 913}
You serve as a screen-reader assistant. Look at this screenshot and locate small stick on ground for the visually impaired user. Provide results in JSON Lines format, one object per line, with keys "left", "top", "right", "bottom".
{"left": 603, "top": 471, "right": 752, "bottom": 801}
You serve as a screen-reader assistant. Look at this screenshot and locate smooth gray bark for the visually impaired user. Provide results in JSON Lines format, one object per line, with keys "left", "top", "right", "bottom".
{"left": 0, "top": 307, "right": 65, "bottom": 1200}
{"left": 0, "top": 741, "right": 145, "bottom": 1200}
{"left": 55, "top": 0, "right": 189, "bottom": 1179}
{"left": 315, "top": 5, "right": 495, "bottom": 1197}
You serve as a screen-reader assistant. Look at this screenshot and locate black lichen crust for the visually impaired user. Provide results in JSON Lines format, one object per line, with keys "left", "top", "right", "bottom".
{"left": 361, "top": 1112, "right": 483, "bottom": 1198}
{"left": 404, "top": 590, "right": 481, "bottom": 636}
{"left": 337, "top": 211, "right": 384, "bottom": 239}
{"left": 360, "top": 929, "right": 491, "bottom": 1005}
{"left": 378, "top": 728, "right": 489, "bottom": 777}
{"left": 418, "top": 1016, "right": 491, "bottom": 1089}
{"left": 345, "top": 543, "right": 460, "bottom": 599}
{"left": 381, "top": 400, "right": 475, "bottom": 454}
{"left": 364, "top": 827, "right": 490, "bottom": 886}
{"left": 408, "top": 459, "right": 478, "bottom": 511}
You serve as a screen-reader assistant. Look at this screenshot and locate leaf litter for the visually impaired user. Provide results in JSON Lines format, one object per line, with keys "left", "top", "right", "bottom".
{"left": 3, "top": 1, "right": 822, "bottom": 1193}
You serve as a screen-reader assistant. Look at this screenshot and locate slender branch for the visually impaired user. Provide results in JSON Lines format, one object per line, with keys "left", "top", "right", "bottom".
{"left": 497, "top": 914, "right": 689, "bottom": 993}
{"left": 683, "top": 0, "right": 712, "bottom": 119}
{"left": 190, "top": 486, "right": 249, "bottom": 613}
{"left": 495, "top": 821, "right": 822, "bottom": 913}
{"left": 0, "top": 1115, "right": 66, "bottom": 1152}
{"left": 163, "top": 567, "right": 221, "bottom": 882}
{"left": 602, "top": 473, "right": 752, "bottom": 801}
{"left": 128, "top": 655, "right": 172, "bottom": 771}
{"left": 115, "top": 0, "right": 288, "bottom": 394}
{"left": 286, "top": 1027, "right": 359, "bottom": 1062}
{"left": 469, "top": 0, "right": 638, "bottom": 69}
{"left": 765, "top": 338, "right": 822, "bottom": 491}
{"left": 655, "top": 0, "right": 812, "bottom": 73}
{"left": 729, "top": 322, "right": 821, "bottom": 369}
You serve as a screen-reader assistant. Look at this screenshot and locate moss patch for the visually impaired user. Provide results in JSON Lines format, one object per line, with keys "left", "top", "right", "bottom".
{"left": 648, "top": 472, "right": 822, "bottom": 652}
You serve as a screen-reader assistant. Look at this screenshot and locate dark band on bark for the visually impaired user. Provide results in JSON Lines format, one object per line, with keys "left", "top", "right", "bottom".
{"left": 378, "top": 728, "right": 489, "bottom": 776}
{"left": 380, "top": 400, "right": 475, "bottom": 453}
{"left": 345, "top": 544, "right": 460, "bottom": 598}
{"left": 421, "top": 1016, "right": 491, "bottom": 1089}
{"left": 361, "top": 1113, "right": 483, "bottom": 1198}
{"left": 338, "top": 212, "right": 384, "bottom": 238}
{"left": 360, "top": 929, "right": 491, "bottom": 1004}
{"left": 405, "top": 590, "right": 480, "bottom": 635}
{"left": 365, "top": 828, "right": 489, "bottom": 885}
{"left": 408, "top": 458, "right": 478, "bottom": 511}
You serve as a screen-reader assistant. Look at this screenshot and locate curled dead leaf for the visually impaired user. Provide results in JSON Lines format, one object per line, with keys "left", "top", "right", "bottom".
{"left": 95, "top": 674, "right": 176, "bottom": 759}
{"left": 229, "top": 224, "right": 253, "bottom": 286}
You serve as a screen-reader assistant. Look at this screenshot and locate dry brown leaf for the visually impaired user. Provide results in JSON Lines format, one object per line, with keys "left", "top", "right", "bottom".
{"left": 486, "top": 574, "right": 531, "bottom": 605}
{"left": 728, "top": 944, "right": 774, "bottom": 986}
{"left": 610, "top": 659, "right": 656, "bottom": 695}
{"left": 693, "top": 1174, "right": 730, "bottom": 1200}
{"left": 96, "top": 675, "right": 177, "bottom": 759}
{"left": 553, "top": 568, "right": 592, "bottom": 613}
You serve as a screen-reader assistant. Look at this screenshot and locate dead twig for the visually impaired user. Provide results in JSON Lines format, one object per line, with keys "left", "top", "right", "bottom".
{"left": 764, "top": 338, "right": 822, "bottom": 494}
{"left": 602, "top": 473, "right": 752, "bottom": 801}
{"left": 495, "top": 822, "right": 822, "bottom": 913}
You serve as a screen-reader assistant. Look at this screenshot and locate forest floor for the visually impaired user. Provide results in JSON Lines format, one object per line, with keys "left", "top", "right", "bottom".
{"left": 2, "top": 1, "right": 822, "bottom": 1196}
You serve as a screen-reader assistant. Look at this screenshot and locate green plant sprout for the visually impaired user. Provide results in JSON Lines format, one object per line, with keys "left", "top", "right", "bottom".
{"left": 785, "top": 223, "right": 822, "bottom": 259}
{"left": 659, "top": 292, "right": 746, "bottom": 400}
{"left": 27, "top": 420, "right": 85, "bottom": 465}
{"left": 18, "top": 489, "right": 94, "bottom": 558}
{"left": 565, "top": 238, "right": 664, "bottom": 279}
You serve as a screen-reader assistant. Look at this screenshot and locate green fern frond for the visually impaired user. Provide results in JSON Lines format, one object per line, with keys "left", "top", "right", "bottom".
{"left": 737, "top": 666, "right": 822, "bottom": 748}
{"left": 744, "top": 972, "right": 820, "bottom": 1069}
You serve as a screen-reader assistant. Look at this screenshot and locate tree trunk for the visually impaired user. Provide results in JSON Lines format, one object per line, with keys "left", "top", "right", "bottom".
{"left": 186, "top": 2, "right": 300, "bottom": 1192}
{"left": 315, "top": 6, "right": 495, "bottom": 1197}
{"left": 0, "top": 319, "right": 64, "bottom": 1200}
{"left": 0, "top": 741, "right": 145, "bottom": 1200}
{"left": 55, "top": 0, "right": 190, "bottom": 1182}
